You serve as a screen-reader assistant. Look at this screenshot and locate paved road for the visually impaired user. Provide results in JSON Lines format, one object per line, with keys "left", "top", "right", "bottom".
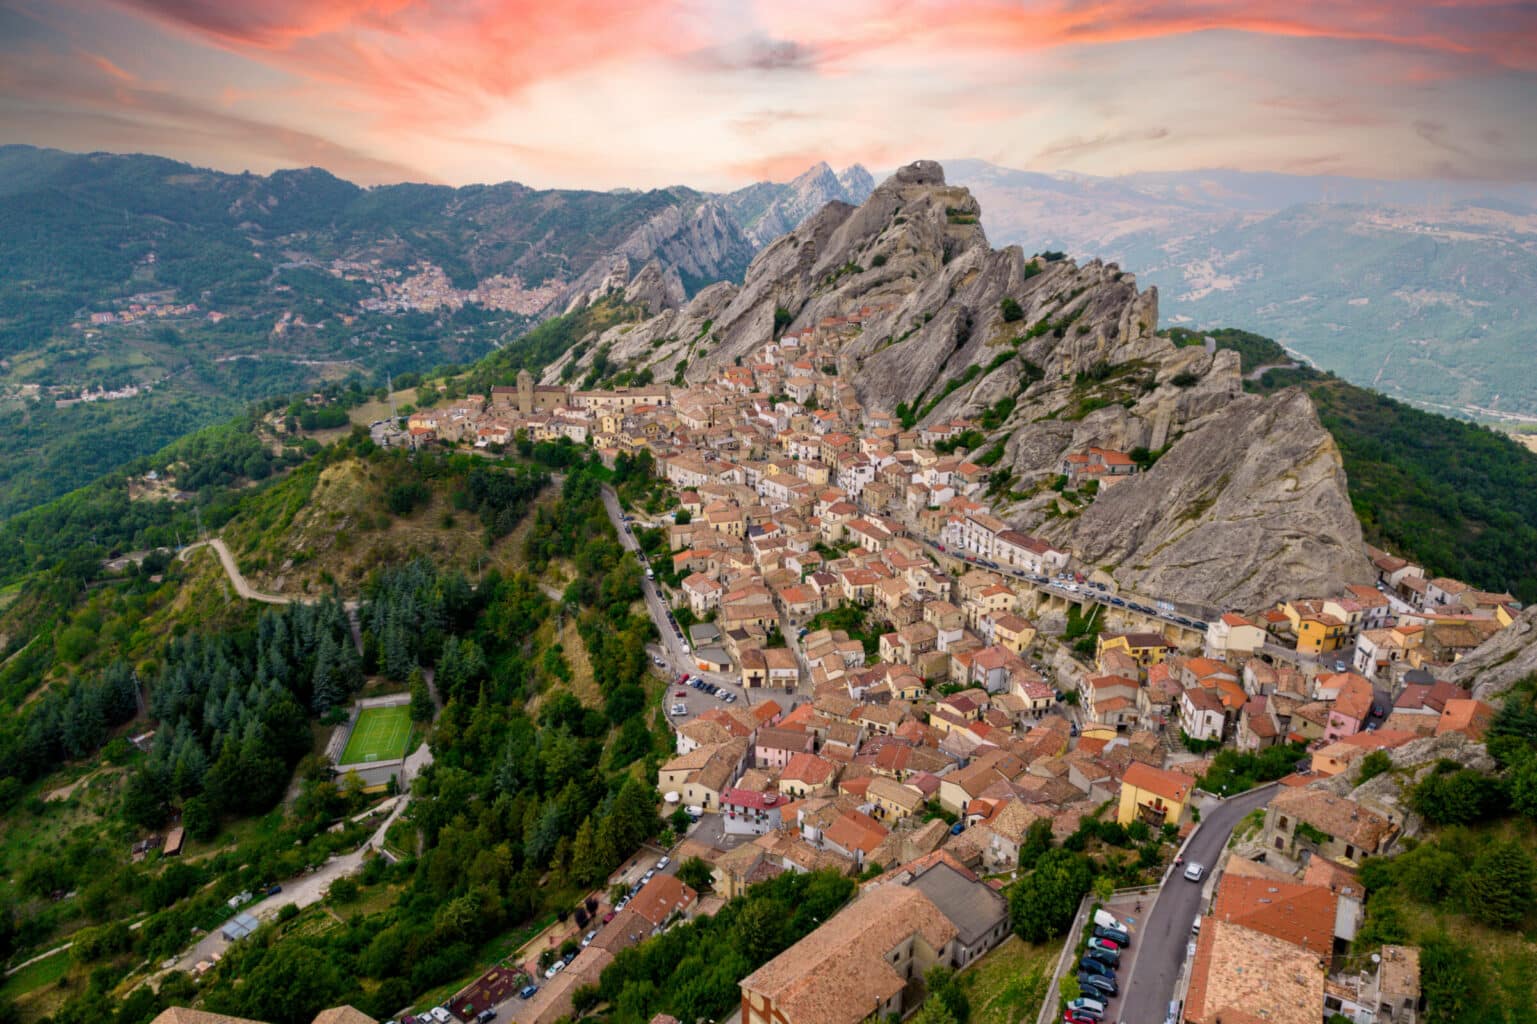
{"left": 906, "top": 533, "right": 1213, "bottom": 635}
{"left": 169, "top": 787, "right": 419, "bottom": 972}
{"left": 596, "top": 487, "right": 763, "bottom": 721}
{"left": 1118, "top": 785, "right": 1279, "bottom": 1024}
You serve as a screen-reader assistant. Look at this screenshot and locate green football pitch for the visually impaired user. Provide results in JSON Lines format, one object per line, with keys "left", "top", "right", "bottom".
{"left": 339, "top": 704, "right": 413, "bottom": 764}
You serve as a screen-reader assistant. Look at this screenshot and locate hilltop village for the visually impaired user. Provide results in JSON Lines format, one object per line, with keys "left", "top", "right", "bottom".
{"left": 308, "top": 325, "right": 1528, "bottom": 1024}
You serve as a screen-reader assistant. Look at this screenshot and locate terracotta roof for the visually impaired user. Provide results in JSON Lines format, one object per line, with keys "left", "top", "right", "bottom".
{"left": 1270, "top": 788, "right": 1395, "bottom": 852}
{"left": 1211, "top": 874, "right": 1337, "bottom": 952}
{"left": 740, "top": 885, "right": 958, "bottom": 1024}
{"left": 1185, "top": 920, "right": 1326, "bottom": 1024}
{"left": 628, "top": 874, "right": 697, "bottom": 927}
{"left": 152, "top": 1012, "right": 267, "bottom": 1024}
{"left": 782, "top": 752, "right": 836, "bottom": 785}
{"left": 310, "top": 1010, "right": 377, "bottom": 1024}
{"left": 1122, "top": 762, "right": 1194, "bottom": 804}
{"left": 1435, "top": 698, "right": 1495, "bottom": 739}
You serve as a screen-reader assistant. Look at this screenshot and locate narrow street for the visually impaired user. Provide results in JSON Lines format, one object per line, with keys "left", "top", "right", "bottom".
{"left": 1117, "top": 785, "right": 1280, "bottom": 1024}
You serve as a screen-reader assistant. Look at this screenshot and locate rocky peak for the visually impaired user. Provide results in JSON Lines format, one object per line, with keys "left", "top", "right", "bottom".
{"left": 547, "top": 158, "right": 1371, "bottom": 609}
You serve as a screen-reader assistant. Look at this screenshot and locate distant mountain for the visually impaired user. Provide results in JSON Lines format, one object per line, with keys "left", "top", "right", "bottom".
{"left": 720, "top": 162, "right": 876, "bottom": 247}
{"left": 941, "top": 159, "right": 1537, "bottom": 419}
{"left": 0, "top": 145, "right": 871, "bottom": 518}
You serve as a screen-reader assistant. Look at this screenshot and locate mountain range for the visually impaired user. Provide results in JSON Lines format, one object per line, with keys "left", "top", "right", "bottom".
{"left": 937, "top": 159, "right": 1537, "bottom": 420}
{"left": 0, "top": 145, "right": 872, "bottom": 516}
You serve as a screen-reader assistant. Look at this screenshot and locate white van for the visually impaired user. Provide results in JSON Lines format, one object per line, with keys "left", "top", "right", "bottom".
{"left": 1092, "top": 909, "right": 1124, "bottom": 932}
{"left": 1192, "top": 914, "right": 1202, "bottom": 935}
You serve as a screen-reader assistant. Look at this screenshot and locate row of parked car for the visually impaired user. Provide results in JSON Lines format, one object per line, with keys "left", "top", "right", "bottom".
{"left": 1066, "top": 911, "right": 1132, "bottom": 1022}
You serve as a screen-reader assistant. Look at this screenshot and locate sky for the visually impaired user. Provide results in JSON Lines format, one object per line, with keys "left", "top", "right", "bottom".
{"left": 1, "top": 0, "right": 1534, "bottom": 190}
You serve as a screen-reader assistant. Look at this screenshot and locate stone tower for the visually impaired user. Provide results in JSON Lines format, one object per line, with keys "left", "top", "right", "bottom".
{"left": 516, "top": 368, "right": 534, "bottom": 415}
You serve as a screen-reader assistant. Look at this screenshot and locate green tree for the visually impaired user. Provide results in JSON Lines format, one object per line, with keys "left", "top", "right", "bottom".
{"left": 1010, "top": 849, "right": 1093, "bottom": 942}
{"left": 677, "top": 856, "right": 713, "bottom": 892}
{"left": 1358, "top": 750, "right": 1393, "bottom": 783}
{"left": 569, "top": 817, "right": 603, "bottom": 888}
{"left": 1461, "top": 839, "right": 1534, "bottom": 929}
{"left": 925, "top": 966, "right": 970, "bottom": 1024}
{"left": 410, "top": 667, "right": 435, "bottom": 723}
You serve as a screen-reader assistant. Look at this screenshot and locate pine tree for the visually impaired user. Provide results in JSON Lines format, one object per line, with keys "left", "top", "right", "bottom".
{"left": 1463, "top": 839, "right": 1534, "bottom": 928}
{"left": 410, "top": 668, "right": 435, "bottom": 723}
{"left": 569, "top": 817, "right": 602, "bottom": 887}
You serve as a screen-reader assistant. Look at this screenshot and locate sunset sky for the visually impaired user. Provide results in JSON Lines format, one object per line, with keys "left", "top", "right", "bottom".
{"left": 1, "top": 0, "right": 1534, "bottom": 189}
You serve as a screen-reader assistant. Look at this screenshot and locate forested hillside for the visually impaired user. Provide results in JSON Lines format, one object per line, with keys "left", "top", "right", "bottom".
{"left": 1169, "top": 327, "right": 1537, "bottom": 602}
{"left": 0, "top": 441, "right": 687, "bottom": 1024}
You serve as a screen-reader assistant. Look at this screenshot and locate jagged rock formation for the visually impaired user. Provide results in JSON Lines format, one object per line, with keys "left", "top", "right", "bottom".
{"left": 721, "top": 162, "right": 875, "bottom": 247}
{"left": 1448, "top": 604, "right": 1537, "bottom": 700}
{"left": 557, "top": 199, "right": 754, "bottom": 312}
{"left": 1051, "top": 390, "right": 1373, "bottom": 611}
{"left": 547, "top": 160, "right": 1373, "bottom": 610}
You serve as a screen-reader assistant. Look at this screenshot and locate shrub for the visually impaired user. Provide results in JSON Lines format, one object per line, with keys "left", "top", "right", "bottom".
{"left": 1000, "top": 297, "right": 1024, "bottom": 322}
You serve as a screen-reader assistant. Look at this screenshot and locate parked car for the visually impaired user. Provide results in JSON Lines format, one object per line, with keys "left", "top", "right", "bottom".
{"left": 643, "top": 869, "right": 656, "bottom": 882}
{"left": 657, "top": 856, "right": 671, "bottom": 869}
{"left": 1066, "top": 997, "right": 1105, "bottom": 1020}
{"left": 1085, "top": 945, "right": 1119, "bottom": 967}
{"left": 518, "top": 986, "right": 539, "bottom": 1000}
{"left": 477, "top": 1010, "right": 497, "bottom": 1023}
{"left": 1079, "top": 956, "right": 1114, "bottom": 978}
{"left": 1093, "top": 925, "right": 1131, "bottom": 947}
{"left": 544, "top": 961, "right": 565, "bottom": 979}
{"left": 1077, "top": 972, "right": 1117, "bottom": 998}
{"left": 581, "top": 930, "right": 597, "bottom": 948}
{"left": 1087, "top": 935, "right": 1120, "bottom": 953}
{"left": 1184, "top": 862, "right": 1206, "bottom": 882}
{"left": 264, "top": 885, "right": 282, "bottom": 896}
{"left": 1063, "top": 1013, "right": 1096, "bottom": 1024}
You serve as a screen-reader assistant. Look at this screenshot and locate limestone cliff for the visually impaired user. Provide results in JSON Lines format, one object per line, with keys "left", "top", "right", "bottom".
{"left": 1448, "top": 604, "right": 1537, "bottom": 700}
{"left": 1048, "top": 390, "right": 1372, "bottom": 612}
{"left": 544, "top": 160, "right": 1373, "bottom": 610}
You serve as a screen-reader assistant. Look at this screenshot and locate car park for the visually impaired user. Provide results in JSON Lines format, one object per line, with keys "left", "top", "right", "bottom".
{"left": 1184, "top": 862, "right": 1205, "bottom": 882}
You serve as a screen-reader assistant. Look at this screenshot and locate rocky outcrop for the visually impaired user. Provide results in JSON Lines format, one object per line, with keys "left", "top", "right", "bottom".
{"left": 1320, "top": 732, "right": 1498, "bottom": 838}
{"left": 1053, "top": 389, "right": 1372, "bottom": 612}
{"left": 1448, "top": 604, "right": 1537, "bottom": 701}
{"left": 722, "top": 162, "right": 875, "bottom": 247}
{"left": 623, "top": 260, "right": 686, "bottom": 315}
{"left": 548, "top": 160, "right": 1372, "bottom": 610}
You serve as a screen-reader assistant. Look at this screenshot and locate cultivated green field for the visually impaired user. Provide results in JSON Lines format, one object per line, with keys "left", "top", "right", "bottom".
{"left": 339, "top": 704, "right": 413, "bottom": 764}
